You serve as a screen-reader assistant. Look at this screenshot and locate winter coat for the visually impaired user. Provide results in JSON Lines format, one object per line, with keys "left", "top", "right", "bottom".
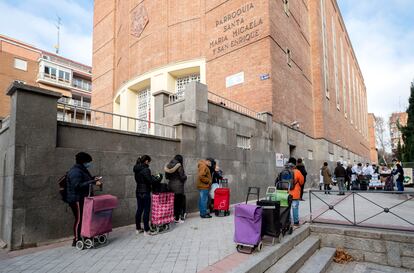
{"left": 289, "top": 169, "right": 305, "bottom": 200}
{"left": 392, "top": 166, "right": 404, "bottom": 182}
{"left": 321, "top": 166, "right": 332, "bottom": 185}
{"left": 134, "top": 163, "right": 159, "bottom": 194}
{"left": 296, "top": 163, "right": 307, "bottom": 183}
{"left": 164, "top": 159, "right": 187, "bottom": 194}
{"left": 334, "top": 164, "right": 347, "bottom": 178}
{"left": 67, "top": 164, "right": 96, "bottom": 203}
{"left": 197, "top": 160, "right": 212, "bottom": 190}
{"left": 346, "top": 166, "right": 353, "bottom": 182}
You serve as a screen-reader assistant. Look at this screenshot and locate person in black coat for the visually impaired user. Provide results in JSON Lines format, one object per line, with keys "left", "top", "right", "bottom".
{"left": 134, "top": 155, "right": 162, "bottom": 235}
{"left": 296, "top": 158, "right": 307, "bottom": 201}
{"left": 392, "top": 163, "right": 405, "bottom": 192}
{"left": 164, "top": 155, "right": 187, "bottom": 223}
{"left": 67, "top": 152, "right": 102, "bottom": 246}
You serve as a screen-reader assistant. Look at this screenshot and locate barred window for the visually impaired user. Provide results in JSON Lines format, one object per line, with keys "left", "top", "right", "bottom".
{"left": 237, "top": 135, "right": 251, "bottom": 150}
{"left": 176, "top": 74, "right": 200, "bottom": 98}
{"left": 137, "top": 87, "right": 151, "bottom": 134}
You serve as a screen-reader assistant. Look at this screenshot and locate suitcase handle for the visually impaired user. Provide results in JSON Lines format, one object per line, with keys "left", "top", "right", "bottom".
{"left": 266, "top": 186, "right": 277, "bottom": 196}
{"left": 246, "top": 187, "right": 260, "bottom": 204}
{"left": 219, "top": 178, "right": 228, "bottom": 188}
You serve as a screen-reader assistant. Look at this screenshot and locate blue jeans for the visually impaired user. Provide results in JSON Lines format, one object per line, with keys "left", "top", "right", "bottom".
{"left": 199, "top": 189, "right": 209, "bottom": 216}
{"left": 397, "top": 181, "right": 404, "bottom": 192}
{"left": 292, "top": 200, "right": 299, "bottom": 224}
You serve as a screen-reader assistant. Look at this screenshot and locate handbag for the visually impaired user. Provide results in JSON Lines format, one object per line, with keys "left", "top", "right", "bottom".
{"left": 210, "top": 183, "right": 219, "bottom": 199}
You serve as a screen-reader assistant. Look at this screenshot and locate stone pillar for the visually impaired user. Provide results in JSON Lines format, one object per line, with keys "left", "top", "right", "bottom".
{"left": 5, "top": 83, "right": 61, "bottom": 250}
{"left": 182, "top": 82, "right": 208, "bottom": 124}
{"left": 258, "top": 112, "right": 273, "bottom": 134}
{"left": 153, "top": 90, "right": 172, "bottom": 122}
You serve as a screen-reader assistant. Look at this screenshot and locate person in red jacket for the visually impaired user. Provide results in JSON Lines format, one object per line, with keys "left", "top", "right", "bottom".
{"left": 288, "top": 158, "right": 305, "bottom": 226}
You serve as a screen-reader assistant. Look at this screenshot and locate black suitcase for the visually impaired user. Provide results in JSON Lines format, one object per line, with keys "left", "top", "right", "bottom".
{"left": 257, "top": 199, "right": 282, "bottom": 243}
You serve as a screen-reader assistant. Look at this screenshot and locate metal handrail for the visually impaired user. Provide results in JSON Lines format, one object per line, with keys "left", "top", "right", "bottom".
{"left": 57, "top": 102, "right": 177, "bottom": 139}
{"left": 309, "top": 189, "right": 414, "bottom": 232}
{"left": 208, "top": 92, "right": 265, "bottom": 121}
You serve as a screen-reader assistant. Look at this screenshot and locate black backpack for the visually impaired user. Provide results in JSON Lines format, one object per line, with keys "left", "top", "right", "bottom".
{"left": 57, "top": 173, "right": 68, "bottom": 203}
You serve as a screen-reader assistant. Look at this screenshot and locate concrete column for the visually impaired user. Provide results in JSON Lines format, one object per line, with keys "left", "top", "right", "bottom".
{"left": 258, "top": 112, "right": 273, "bottom": 134}
{"left": 5, "top": 83, "right": 61, "bottom": 250}
{"left": 153, "top": 90, "right": 172, "bottom": 122}
{"left": 182, "top": 82, "right": 208, "bottom": 124}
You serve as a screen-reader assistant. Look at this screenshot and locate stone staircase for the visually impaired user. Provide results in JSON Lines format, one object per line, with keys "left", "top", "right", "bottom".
{"left": 230, "top": 224, "right": 336, "bottom": 273}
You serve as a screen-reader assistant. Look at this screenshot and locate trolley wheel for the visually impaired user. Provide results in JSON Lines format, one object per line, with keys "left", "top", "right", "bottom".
{"left": 98, "top": 234, "right": 107, "bottom": 244}
{"left": 277, "top": 233, "right": 283, "bottom": 243}
{"left": 75, "top": 240, "right": 84, "bottom": 250}
{"left": 165, "top": 224, "right": 170, "bottom": 231}
{"left": 236, "top": 245, "right": 243, "bottom": 253}
{"left": 288, "top": 226, "right": 293, "bottom": 235}
{"left": 257, "top": 241, "right": 263, "bottom": 252}
{"left": 84, "top": 238, "right": 94, "bottom": 249}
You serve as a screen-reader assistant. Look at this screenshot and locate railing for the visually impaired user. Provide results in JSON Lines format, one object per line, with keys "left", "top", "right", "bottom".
{"left": 309, "top": 190, "right": 414, "bottom": 232}
{"left": 58, "top": 97, "right": 91, "bottom": 108}
{"left": 57, "top": 103, "right": 177, "bottom": 139}
{"left": 208, "top": 92, "right": 266, "bottom": 121}
{"left": 169, "top": 90, "right": 185, "bottom": 103}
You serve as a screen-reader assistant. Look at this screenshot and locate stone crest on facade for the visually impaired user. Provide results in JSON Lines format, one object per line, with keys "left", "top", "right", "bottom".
{"left": 130, "top": 4, "right": 149, "bottom": 38}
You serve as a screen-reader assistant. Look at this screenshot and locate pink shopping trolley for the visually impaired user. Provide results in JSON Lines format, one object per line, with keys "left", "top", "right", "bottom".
{"left": 151, "top": 192, "right": 174, "bottom": 233}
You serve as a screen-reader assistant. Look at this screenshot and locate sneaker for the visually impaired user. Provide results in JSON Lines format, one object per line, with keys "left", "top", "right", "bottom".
{"left": 72, "top": 239, "right": 77, "bottom": 247}
{"left": 294, "top": 222, "right": 300, "bottom": 226}
{"left": 182, "top": 213, "right": 187, "bottom": 220}
{"left": 136, "top": 229, "right": 144, "bottom": 235}
{"left": 144, "top": 231, "right": 155, "bottom": 236}
{"left": 174, "top": 219, "right": 180, "bottom": 223}
{"left": 201, "top": 214, "right": 212, "bottom": 218}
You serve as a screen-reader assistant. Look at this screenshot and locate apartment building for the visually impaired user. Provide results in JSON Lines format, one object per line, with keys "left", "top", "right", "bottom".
{"left": 389, "top": 112, "right": 408, "bottom": 153}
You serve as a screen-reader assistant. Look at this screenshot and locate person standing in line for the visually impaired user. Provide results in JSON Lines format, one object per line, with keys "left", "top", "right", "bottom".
{"left": 67, "top": 152, "right": 102, "bottom": 246}
{"left": 334, "top": 162, "right": 346, "bottom": 195}
{"left": 134, "top": 155, "right": 162, "bottom": 236}
{"left": 321, "top": 162, "right": 332, "bottom": 194}
{"left": 392, "top": 163, "right": 405, "bottom": 192}
{"left": 286, "top": 157, "right": 305, "bottom": 226}
{"left": 197, "top": 158, "right": 213, "bottom": 218}
{"left": 209, "top": 164, "right": 224, "bottom": 211}
{"left": 345, "top": 164, "right": 353, "bottom": 190}
{"left": 164, "top": 155, "right": 188, "bottom": 223}
{"left": 296, "top": 158, "right": 307, "bottom": 201}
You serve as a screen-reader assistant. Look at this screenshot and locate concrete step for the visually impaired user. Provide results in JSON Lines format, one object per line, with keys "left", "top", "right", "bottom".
{"left": 265, "top": 236, "right": 320, "bottom": 273}
{"left": 229, "top": 224, "right": 311, "bottom": 273}
{"left": 297, "top": 247, "right": 336, "bottom": 273}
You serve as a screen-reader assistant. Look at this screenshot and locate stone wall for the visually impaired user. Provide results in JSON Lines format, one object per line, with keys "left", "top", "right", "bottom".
{"left": 0, "top": 82, "right": 367, "bottom": 250}
{"left": 311, "top": 224, "right": 414, "bottom": 270}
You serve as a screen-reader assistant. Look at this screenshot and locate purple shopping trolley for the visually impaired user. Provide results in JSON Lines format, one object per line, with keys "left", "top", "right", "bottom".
{"left": 234, "top": 187, "right": 263, "bottom": 254}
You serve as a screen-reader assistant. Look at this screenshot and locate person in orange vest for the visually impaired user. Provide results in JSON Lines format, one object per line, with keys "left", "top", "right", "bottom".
{"left": 288, "top": 157, "right": 305, "bottom": 226}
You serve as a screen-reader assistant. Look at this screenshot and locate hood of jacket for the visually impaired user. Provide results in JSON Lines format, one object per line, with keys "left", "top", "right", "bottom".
{"left": 164, "top": 160, "right": 181, "bottom": 173}
{"left": 134, "top": 163, "right": 147, "bottom": 174}
{"left": 198, "top": 160, "right": 209, "bottom": 169}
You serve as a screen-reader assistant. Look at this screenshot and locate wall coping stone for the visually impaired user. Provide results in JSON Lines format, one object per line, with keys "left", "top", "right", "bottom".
{"left": 6, "top": 82, "right": 62, "bottom": 98}
{"left": 152, "top": 90, "right": 172, "bottom": 96}
{"left": 58, "top": 121, "right": 181, "bottom": 142}
{"left": 173, "top": 121, "right": 197, "bottom": 128}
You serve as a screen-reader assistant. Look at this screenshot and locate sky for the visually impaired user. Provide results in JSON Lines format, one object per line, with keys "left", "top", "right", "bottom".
{"left": 337, "top": 0, "right": 414, "bottom": 120}
{"left": 0, "top": 0, "right": 413, "bottom": 120}
{"left": 0, "top": 0, "right": 93, "bottom": 65}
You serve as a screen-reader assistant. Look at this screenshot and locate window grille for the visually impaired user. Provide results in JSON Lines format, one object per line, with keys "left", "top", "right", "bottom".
{"left": 137, "top": 87, "right": 151, "bottom": 134}
{"left": 308, "top": 150, "right": 313, "bottom": 160}
{"left": 237, "top": 135, "right": 251, "bottom": 150}
{"left": 176, "top": 74, "right": 200, "bottom": 98}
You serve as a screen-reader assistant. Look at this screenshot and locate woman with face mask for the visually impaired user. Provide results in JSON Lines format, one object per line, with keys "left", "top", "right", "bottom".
{"left": 67, "top": 152, "right": 102, "bottom": 246}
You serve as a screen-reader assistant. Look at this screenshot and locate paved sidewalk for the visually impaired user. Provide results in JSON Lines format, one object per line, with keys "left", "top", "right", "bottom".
{"left": 0, "top": 188, "right": 412, "bottom": 273}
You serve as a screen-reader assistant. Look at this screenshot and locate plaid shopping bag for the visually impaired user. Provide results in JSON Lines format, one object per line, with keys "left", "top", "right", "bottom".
{"left": 151, "top": 192, "right": 175, "bottom": 225}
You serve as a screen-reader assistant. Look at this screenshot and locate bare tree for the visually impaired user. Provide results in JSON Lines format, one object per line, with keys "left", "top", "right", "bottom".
{"left": 375, "top": 116, "right": 391, "bottom": 164}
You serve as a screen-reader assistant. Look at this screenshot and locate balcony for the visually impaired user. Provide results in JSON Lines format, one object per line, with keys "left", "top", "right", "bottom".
{"left": 37, "top": 72, "right": 71, "bottom": 88}
{"left": 58, "top": 97, "right": 91, "bottom": 109}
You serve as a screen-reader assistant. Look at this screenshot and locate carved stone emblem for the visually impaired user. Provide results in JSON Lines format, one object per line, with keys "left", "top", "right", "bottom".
{"left": 130, "top": 4, "right": 149, "bottom": 38}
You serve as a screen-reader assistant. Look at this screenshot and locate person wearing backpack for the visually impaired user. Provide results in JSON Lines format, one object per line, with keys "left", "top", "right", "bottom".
{"left": 286, "top": 158, "right": 305, "bottom": 226}
{"left": 67, "top": 152, "right": 102, "bottom": 247}
{"left": 164, "top": 155, "right": 187, "bottom": 223}
{"left": 134, "top": 155, "right": 162, "bottom": 236}
{"left": 295, "top": 158, "right": 307, "bottom": 201}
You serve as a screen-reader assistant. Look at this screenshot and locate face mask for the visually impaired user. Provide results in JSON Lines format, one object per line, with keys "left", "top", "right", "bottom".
{"left": 84, "top": 162, "right": 92, "bottom": 169}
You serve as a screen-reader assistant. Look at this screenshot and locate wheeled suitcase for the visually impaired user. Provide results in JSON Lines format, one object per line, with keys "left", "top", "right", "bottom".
{"left": 257, "top": 199, "right": 282, "bottom": 244}
{"left": 275, "top": 182, "right": 293, "bottom": 236}
{"left": 234, "top": 187, "right": 263, "bottom": 254}
{"left": 77, "top": 194, "right": 118, "bottom": 250}
{"left": 151, "top": 192, "right": 174, "bottom": 233}
{"left": 214, "top": 188, "right": 230, "bottom": 216}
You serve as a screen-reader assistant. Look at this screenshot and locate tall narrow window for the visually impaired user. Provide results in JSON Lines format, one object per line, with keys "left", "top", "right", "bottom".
{"left": 137, "top": 87, "right": 151, "bottom": 134}
{"left": 340, "top": 38, "right": 346, "bottom": 116}
{"left": 351, "top": 67, "right": 355, "bottom": 124}
{"left": 347, "top": 54, "right": 351, "bottom": 121}
{"left": 321, "top": 0, "right": 329, "bottom": 98}
{"left": 284, "top": 0, "right": 290, "bottom": 16}
{"left": 332, "top": 17, "right": 339, "bottom": 109}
